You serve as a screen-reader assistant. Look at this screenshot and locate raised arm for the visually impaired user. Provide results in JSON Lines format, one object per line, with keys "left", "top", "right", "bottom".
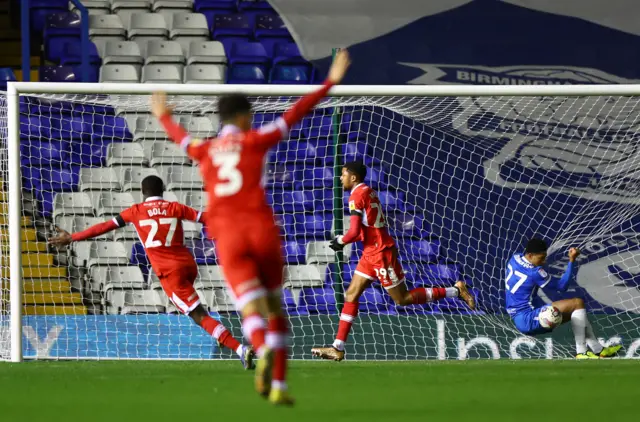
{"left": 543, "top": 248, "right": 580, "bottom": 292}
{"left": 253, "top": 49, "right": 352, "bottom": 148}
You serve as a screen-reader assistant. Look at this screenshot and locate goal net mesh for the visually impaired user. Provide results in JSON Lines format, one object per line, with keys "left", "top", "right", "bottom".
{"left": 3, "top": 90, "right": 640, "bottom": 360}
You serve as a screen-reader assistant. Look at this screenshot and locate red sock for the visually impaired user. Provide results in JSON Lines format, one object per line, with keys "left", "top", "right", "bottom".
{"left": 200, "top": 316, "right": 242, "bottom": 352}
{"left": 267, "top": 315, "right": 288, "bottom": 389}
{"left": 409, "top": 287, "right": 446, "bottom": 304}
{"left": 335, "top": 301, "right": 358, "bottom": 349}
{"left": 242, "top": 313, "right": 266, "bottom": 355}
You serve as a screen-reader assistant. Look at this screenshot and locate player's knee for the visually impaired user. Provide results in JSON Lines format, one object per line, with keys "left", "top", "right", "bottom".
{"left": 345, "top": 289, "right": 362, "bottom": 303}
{"left": 572, "top": 297, "right": 585, "bottom": 310}
{"left": 189, "top": 306, "right": 207, "bottom": 324}
{"left": 392, "top": 295, "right": 413, "bottom": 306}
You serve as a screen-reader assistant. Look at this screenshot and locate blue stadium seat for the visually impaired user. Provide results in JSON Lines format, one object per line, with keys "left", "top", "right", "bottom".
{"left": 39, "top": 66, "right": 78, "bottom": 83}
{"left": 20, "top": 115, "right": 51, "bottom": 140}
{"left": 130, "top": 242, "right": 151, "bottom": 279}
{"left": 38, "top": 167, "right": 80, "bottom": 193}
{"left": 255, "top": 16, "right": 289, "bottom": 42}
{"left": 228, "top": 42, "right": 270, "bottom": 67}
{"left": 283, "top": 241, "right": 306, "bottom": 264}
{"left": 212, "top": 14, "right": 252, "bottom": 41}
{"left": 269, "top": 65, "right": 311, "bottom": 84}
{"left": 92, "top": 115, "right": 133, "bottom": 142}
{"left": 367, "top": 167, "right": 389, "bottom": 190}
{"left": 265, "top": 164, "right": 296, "bottom": 189}
{"left": 227, "top": 64, "right": 266, "bottom": 84}
{"left": 269, "top": 190, "right": 314, "bottom": 213}
{"left": 54, "top": 116, "right": 95, "bottom": 141}
{"left": 43, "top": 13, "right": 82, "bottom": 62}
{"left": 302, "top": 116, "right": 332, "bottom": 140}
{"left": 299, "top": 287, "right": 336, "bottom": 314}
{"left": 239, "top": 1, "right": 276, "bottom": 26}
{"left": 188, "top": 238, "right": 217, "bottom": 265}
{"left": 60, "top": 42, "right": 102, "bottom": 68}
{"left": 296, "top": 167, "right": 333, "bottom": 189}
{"left": 359, "top": 288, "right": 396, "bottom": 314}
{"left": 37, "top": 190, "right": 56, "bottom": 217}
{"left": 386, "top": 212, "right": 428, "bottom": 239}
{"left": 271, "top": 141, "right": 318, "bottom": 163}
{"left": 20, "top": 141, "right": 70, "bottom": 167}
{"left": 30, "top": 0, "right": 69, "bottom": 33}
{"left": 398, "top": 240, "right": 440, "bottom": 263}
{"left": 0, "top": 68, "right": 16, "bottom": 91}
{"left": 238, "top": 1, "right": 274, "bottom": 11}
{"left": 297, "top": 213, "right": 331, "bottom": 239}
{"left": 69, "top": 141, "right": 113, "bottom": 167}
{"left": 195, "top": 0, "right": 238, "bottom": 30}
{"left": 425, "top": 264, "right": 461, "bottom": 282}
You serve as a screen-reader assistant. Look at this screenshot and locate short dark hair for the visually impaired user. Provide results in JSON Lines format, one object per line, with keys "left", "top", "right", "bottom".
{"left": 217, "top": 94, "right": 252, "bottom": 122}
{"left": 525, "top": 238, "right": 548, "bottom": 254}
{"left": 141, "top": 175, "right": 165, "bottom": 197}
{"left": 343, "top": 160, "right": 367, "bottom": 182}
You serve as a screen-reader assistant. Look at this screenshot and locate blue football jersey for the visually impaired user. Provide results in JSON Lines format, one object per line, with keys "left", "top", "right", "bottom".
{"left": 505, "top": 253, "right": 552, "bottom": 316}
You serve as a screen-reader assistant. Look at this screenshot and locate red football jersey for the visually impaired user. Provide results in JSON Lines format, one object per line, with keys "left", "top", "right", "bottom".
{"left": 348, "top": 183, "right": 396, "bottom": 255}
{"left": 117, "top": 197, "right": 203, "bottom": 276}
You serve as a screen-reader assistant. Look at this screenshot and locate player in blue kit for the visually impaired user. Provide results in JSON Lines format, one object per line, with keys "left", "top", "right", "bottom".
{"left": 506, "top": 238, "right": 621, "bottom": 359}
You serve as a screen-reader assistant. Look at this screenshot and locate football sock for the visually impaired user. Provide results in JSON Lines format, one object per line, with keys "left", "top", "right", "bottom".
{"left": 242, "top": 313, "right": 266, "bottom": 357}
{"left": 267, "top": 315, "right": 288, "bottom": 391}
{"left": 584, "top": 317, "right": 603, "bottom": 354}
{"left": 570, "top": 309, "right": 588, "bottom": 354}
{"left": 333, "top": 301, "right": 358, "bottom": 351}
{"left": 201, "top": 315, "right": 242, "bottom": 354}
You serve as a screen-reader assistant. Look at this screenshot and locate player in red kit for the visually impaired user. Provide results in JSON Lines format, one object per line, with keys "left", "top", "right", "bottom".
{"left": 151, "top": 50, "right": 352, "bottom": 405}
{"left": 311, "top": 161, "right": 477, "bottom": 361}
{"left": 48, "top": 175, "right": 254, "bottom": 368}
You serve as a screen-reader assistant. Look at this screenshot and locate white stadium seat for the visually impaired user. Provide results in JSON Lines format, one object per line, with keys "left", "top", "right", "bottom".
{"left": 106, "top": 142, "right": 148, "bottom": 167}
{"left": 170, "top": 13, "right": 209, "bottom": 53}
{"left": 187, "top": 41, "right": 227, "bottom": 65}
{"left": 121, "top": 167, "right": 162, "bottom": 192}
{"left": 142, "top": 63, "right": 184, "bottom": 84}
{"left": 196, "top": 265, "right": 226, "bottom": 289}
{"left": 72, "top": 1, "right": 110, "bottom": 16}
{"left": 184, "top": 64, "right": 225, "bottom": 84}
{"left": 306, "top": 241, "right": 352, "bottom": 264}
{"left": 78, "top": 167, "right": 121, "bottom": 191}
{"left": 53, "top": 192, "right": 94, "bottom": 221}
{"left": 96, "top": 192, "right": 136, "bottom": 216}
{"left": 180, "top": 115, "right": 216, "bottom": 138}
{"left": 152, "top": 1, "right": 193, "bottom": 28}
{"left": 89, "top": 14, "right": 126, "bottom": 42}
{"left": 112, "top": 2, "right": 152, "bottom": 31}
{"left": 162, "top": 165, "right": 203, "bottom": 190}
{"left": 133, "top": 115, "right": 169, "bottom": 141}
{"left": 145, "top": 40, "right": 185, "bottom": 65}
{"left": 121, "top": 290, "right": 166, "bottom": 314}
{"left": 143, "top": 141, "right": 191, "bottom": 166}
{"left": 74, "top": 216, "right": 113, "bottom": 240}
{"left": 87, "top": 241, "right": 130, "bottom": 267}
{"left": 100, "top": 64, "right": 141, "bottom": 83}
{"left": 284, "top": 265, "right": 324, "bottom": 289}
{"left": 103, "top": 41, "right": 144, "bottom": 66}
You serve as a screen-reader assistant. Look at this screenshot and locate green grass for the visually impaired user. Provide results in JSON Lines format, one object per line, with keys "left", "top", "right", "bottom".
{"left": 0, "top": 360, "right": 637, "bottom": 422}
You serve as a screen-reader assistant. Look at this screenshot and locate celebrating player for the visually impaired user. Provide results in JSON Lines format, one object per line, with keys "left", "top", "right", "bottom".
{"left": 48, "top": 175, "right": 254, "bottom": 368}
{"left": 151, "top": 49, "right": 352, "bottom": 405}
{"left": 311, "top": 161, "right": 476, "bottom": 361}
{"left": 505, "top": 238, "right": 621, "bottom": 359}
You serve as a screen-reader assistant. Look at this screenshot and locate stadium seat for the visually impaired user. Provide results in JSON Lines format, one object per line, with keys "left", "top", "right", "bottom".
{"left": 100, "top": 64, "right": 141, "bottom": 83}
{"left": 112, "top": 2, "right": 152, "bottom": 30}
{"left": 180, "top": 115, "right": 217, "bottom": 137}
{"left": 71, "top": 1, "right": 111, "bottom": 16}
{"left": 284, "top": 241, "right": 306, "bottom": 264}
{"left": 183, "top": 191, "right": 208, "bottom": 209}
{"left": 306, "top": 241, "right": 352, "bottom": 265}
{"left": 121, "top": 291, "right": 166, "bottom": 314}
{"left": 238, "top": 0, "right": 274, "bottom": 12}
{"left": 284, "top": 265, "right": 324, "bottom": 290}
{"left": 143, "top": 141, "right": 191, "bottom": 166}
{"left": 164, "top": 166, "right": 203, "bottom": 190}
{"left": 20, "top": 140, "right": 70, "bottom": 166}
{"left": 145, "top": 40, "right": 185, "bottom": 65}
{"left": 198, "top": 288, "right": 235, "bottom": 312}
{"left": 229, "top": 42, "right": 269, "bottom": 66}
{"left": 227, "top": 64, "right": 266, "bottom": 84}
{"left": 152, "top": 1, "right": 194, "bottom": 28}
{"left": 89, "top": 14, "right": 127, "bottom": 43}
{"left": 269, "top": 190, "right": 314, "bottom": 213}
{"left": 128, "top": 13, "right": 170, "bottom": 56}
{"left": 195, "top": 0, "right": 238, "bottom": 30}
{"left": 92, "top": 265, "right": 145, "bottom": 292}
{"left": 37, "top": 167, "right": 80, "bottom": 193}
{"left": 87, "top": 241, "right": 130, "bottom": 267}
{"left": 188, "top": 238, "right": 216, "bottom": 264}
{"left": 70, "top": 141, "right": 111, "bottom": 167}
{"left": 299, "top": 287, "right": 336, "bottom": 314}
{"left": 53, "top": 192, "right": 94, "bottom": 220}
{"left": 184, "top": 64, "right": 226, "bottom": 84}
{"left": 74, "top": 216, "right": 113, "bottom": 240}
{"left": 398, "top": 240, "right": 440, "bottom": 263}
{"left": 130, "top": 241, "right": 150, "bottom": 269}
{"left": 186, "top": 41, "right": 227, "bottom": 65}
{"left": 254, "top": 14, "right": 288, "bottom": 40}
{"left": 141, "top": 63, "right": 183, "bottom": 83}
{"left": 264, "top": 164, "right": 295, "bottom": 190}
{"left": 106, "top": 143, "right": 148, "bottom": 167}
{"left": 272, "top": 141, "right": 318, "bottom": 164}
{"left": 196, "top": 265, "right": 227, "bottom": 289}
{"left": 59, "top": 42, "right": 102, "bottom": 68}
{"left": 96, "top": 192, "right": 136, "bottom": 216}
{"left": 269, "top": 65, "right": 311, "bottom": 84}
{"left": 170, "top": 13, "right": 211, "bottom": 53}
{"left": 386, "top": 212, "right": 427, "bottom": 239}
{"left": 121, "top": 167, "right": 162, "bottom": 191}
{"left": 103, "top": 41, "right": 144, "bottom": 66}
{"left": 182, "top": 221, "right": 204, "bottom": 239}
{"left": 39, "top": 66, "right": 79, "bottom": 83}
{"left": 296, "top": 167, "right": 333, "bottom": 189}
{"left": 43, "top": 13, "right": 82, "bottom": 62}
{"left": 132, "top": 115, "right": 169, "bottom": 141}
{"left": 30, "top": 0, "right": 69, "bottom": 33}
{"left": 212, "top": 14, "right": 252, "bottom": 43}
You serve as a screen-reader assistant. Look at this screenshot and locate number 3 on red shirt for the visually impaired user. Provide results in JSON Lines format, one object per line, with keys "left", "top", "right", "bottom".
{"left": 211, "top": 152, "right": 243, "bottom": 197}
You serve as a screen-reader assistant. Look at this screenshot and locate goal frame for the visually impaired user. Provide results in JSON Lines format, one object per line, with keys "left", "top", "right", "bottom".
{"left": 6, "top": 81, "right": 640, "bottom": 362}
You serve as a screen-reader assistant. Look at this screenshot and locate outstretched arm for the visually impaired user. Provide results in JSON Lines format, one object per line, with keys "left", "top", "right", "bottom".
{"left": 543, "top": 248, "right": 580, "bottom": 292}
{"left": 48, "top": 218, "right": 121, "bottom": 247}
{"left": 253, "top": 49, "right": 352, "bottom": 148}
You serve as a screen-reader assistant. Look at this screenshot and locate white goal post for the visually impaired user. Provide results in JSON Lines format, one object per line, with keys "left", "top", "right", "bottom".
{"left": 4, "top": 81, "right": 640, "bottom": 362}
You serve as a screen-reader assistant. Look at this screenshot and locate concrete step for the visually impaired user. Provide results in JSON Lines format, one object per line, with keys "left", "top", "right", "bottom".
{"left": 0, "top": 56, "right": 40, "bottom": 68}
{"left": 0, "top": 241, "right": 47, "bottom": 252}
{"left": 1, "top": 266, "right": 67, "bottom": 278}
{"left": 1, "top": 280, "right": 72, "bottom": 293}
{"left": 1, "top": 253, "right": 54, "bottom": 266}
{"left": 23, "top": 292, "right": 83, "bottom": 305}
{"left": 24, "top": 305, "right": 88, "bottom": 315}
{"left": 14, "top": 69, "right": 39, "bottom": 82}
{"left": 0, "top": 215, "right": 32, "bottom": 227}
{"left": 0, "top": 228, "right": 37, "bottom": 241}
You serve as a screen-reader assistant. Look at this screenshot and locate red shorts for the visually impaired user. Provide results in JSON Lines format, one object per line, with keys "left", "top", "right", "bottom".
{"left": 210, "top": 214, "right": 284, "bottom": 309}
{"left": 355, "top": 247, "right": 406, "bottom": 290}
{"left": 159, "top": 264, "right": 200, "bottom": 314}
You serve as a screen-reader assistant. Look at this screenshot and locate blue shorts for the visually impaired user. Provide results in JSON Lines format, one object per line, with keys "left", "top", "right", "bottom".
{"left": 512, "top": 307, "right": 553, "bottom": 336}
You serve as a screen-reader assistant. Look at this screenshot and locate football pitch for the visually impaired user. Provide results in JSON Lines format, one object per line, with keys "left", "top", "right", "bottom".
{"left": 0, "top": 360, "right": 637, "bottom": 422}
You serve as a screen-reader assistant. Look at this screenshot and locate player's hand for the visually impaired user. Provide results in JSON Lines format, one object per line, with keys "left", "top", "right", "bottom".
{"left": 329, "top": 237, "right": 345, "bottom": 252}
{"left": 327, "top": 49, "right": 351, "bottom": 84}
{"left": 48, "top": 228, "right": 73, "bottom": 248}
{"left": 568, "top": 247, "right": 581, "bottom": 262}
{"left": 150, "top": 91, "right": 173, "bottom": 119}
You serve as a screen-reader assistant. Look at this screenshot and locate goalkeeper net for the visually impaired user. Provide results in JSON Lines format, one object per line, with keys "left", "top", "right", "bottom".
{"left": 2, "top": 86, "right": 640, "bottom": 361}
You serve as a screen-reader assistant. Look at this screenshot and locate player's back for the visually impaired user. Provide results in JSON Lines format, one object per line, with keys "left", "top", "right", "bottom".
{"left": 121, "top": 198, "right": 200, "bottom": 276}
{"left": 505, "top": 253, "right": 550, "bottom": 316}
{"left": 198, "top": 129, "right": 272, "bottom": 221}
{"left": 349, "top": 183, "right": 395, "bottom": 255}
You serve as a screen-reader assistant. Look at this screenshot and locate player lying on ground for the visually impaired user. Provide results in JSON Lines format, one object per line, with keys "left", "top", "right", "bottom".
{"left": 151, "top": 49, "right": 351, "bottom": 405}
{"left": 506, "top": 238, "right": 621, "bottom": 359}
{"left": 48, "top": 175, "right": 254, "bottom": 369}
{"left": 311, "top": 161, "right": 476, "bottom": 361}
